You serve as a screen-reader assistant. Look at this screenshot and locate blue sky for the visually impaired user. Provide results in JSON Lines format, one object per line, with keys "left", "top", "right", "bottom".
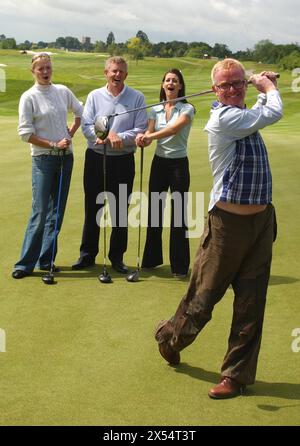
{"left": 1, "top": 0, "right": 299, "bottom": 51}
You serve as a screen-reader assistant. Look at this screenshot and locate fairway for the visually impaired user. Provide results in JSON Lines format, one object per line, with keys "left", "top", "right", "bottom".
{"left": 0, "top": 50, "right": 299, "bottom": 426}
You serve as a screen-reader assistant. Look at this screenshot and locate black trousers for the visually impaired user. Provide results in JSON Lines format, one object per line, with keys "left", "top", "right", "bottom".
{"left": 142, "top": 155, "right": 190, "bottom": 274}
{"left": 79, "top": 149, "right": 135, "bottom": 262}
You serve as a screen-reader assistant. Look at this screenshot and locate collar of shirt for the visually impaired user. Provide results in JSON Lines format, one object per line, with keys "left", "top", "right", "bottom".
{"left": 105, "top": 84, "right": 127, "bottom": 99}
{"left": 154, "top": 101, "right": 185, "bottom": 113}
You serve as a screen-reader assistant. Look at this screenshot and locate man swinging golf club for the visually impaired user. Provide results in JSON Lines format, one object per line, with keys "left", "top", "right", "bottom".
{"left": 72, "top": 57, "right": 148, "bottom": 278}
{"left": 155, "top": 59, "right": 283, "bottom": 399}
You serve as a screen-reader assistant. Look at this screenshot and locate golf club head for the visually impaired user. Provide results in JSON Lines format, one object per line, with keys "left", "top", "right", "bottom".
{"left": 126, "top": 269, "right": 140, "bottom": 282}
{"left": 94, "top": 116, "right": 109, "bottom": 140}
{"left": 42, "top": 272, "right": 55, "bottom": 285}
{"left": 98, "top": 269, "right": 112, "bottom": 284}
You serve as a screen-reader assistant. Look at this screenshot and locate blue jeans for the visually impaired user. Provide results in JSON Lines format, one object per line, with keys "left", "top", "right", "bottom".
{"left": 14, "top": 154, "right": 73, "bottom": 272}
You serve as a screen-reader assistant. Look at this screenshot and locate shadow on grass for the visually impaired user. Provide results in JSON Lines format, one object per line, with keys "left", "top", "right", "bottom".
{"left": 174, "top": 363, "right": 300, "bottom": 401}
{"left": 269, "top": 275, "right": 299, "bottom": 286}
{"left": 33, "top": 268, "right": 298, "bottom": 285}
{"left": 33, "top": 264, "right": 190, "bottom": 282}
{"left": 257, "top": 403, "right": 300, "bottom": 412}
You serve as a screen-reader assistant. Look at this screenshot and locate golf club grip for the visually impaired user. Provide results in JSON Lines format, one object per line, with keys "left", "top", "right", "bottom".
{"left": 247, "top": 73, "right": 280, "bottom": 85}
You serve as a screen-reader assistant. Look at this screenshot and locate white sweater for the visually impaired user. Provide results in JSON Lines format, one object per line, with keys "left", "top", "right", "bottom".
{"left": 18, "top": 83, "right": 83, "bottom": 156}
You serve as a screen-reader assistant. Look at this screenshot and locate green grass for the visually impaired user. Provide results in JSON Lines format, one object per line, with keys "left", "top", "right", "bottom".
{"left": 0, "top": 50, "right": 299, "bottom": 426}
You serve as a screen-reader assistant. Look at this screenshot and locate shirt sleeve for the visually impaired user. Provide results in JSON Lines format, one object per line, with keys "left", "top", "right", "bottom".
{"left": 66, "top": 88, "right": 83, "bottom": 117}
{"left": 180, "top": 103, "right": 195, "bottom": 121}
{"left": 148, "top": 107, "right": 157, "bottom": 120}
{"left": 216, "top": 90, "right": 283, "bottom": 139}
{"left": 117, "top": 94, "right": 148, "bottom": 145}
{"left": 18, "top": 93, "right": 35, "bottom": 141}
{"left": 81, "top": 92, "right": 97, "bottom": 141}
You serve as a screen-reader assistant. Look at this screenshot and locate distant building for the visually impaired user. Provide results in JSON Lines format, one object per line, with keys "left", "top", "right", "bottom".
{"left": 82, "top": 37, "right": 91, "bottom": 45}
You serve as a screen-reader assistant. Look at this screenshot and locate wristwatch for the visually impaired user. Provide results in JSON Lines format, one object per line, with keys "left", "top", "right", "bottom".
{"left": 49, "top": 141, "right": 58, "bottom": 149}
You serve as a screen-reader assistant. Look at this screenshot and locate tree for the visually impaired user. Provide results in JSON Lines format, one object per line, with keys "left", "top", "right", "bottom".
{"left": 252, "top": 39, "right": 275, "bottom": 63}
{"left": 107, "top": 43, "right": 120, "bottom": 56}
{"left": 106, "top": 32, "right": 115, "bottom": 47}
{"left": 55, "top": 37, "right": 66, "bottom": 48}
{"left": 94, "top": 40, "right": 106, "bottom": 53}
{"left": 18, "top": 40, "right": 32, "bottom": 50}
{"left": 279, "top": 50, "right": 300, "bottom": 70}
{"left": 233, "top": 48, "right": 253, "bottom": 61}
{"left": 185, "top": 42, "right": 212, "bottom": 58}
{"left": 65, "top": 36, "right": 81, "bottom": 50}
{"left": 37, "top": 41, "right": 48, "bottom": 49}
{"left": 152, "top": 42, "right": 167, "bottom": 57}
{"left": 126, "top": 37, "right": 145, "bottom": 63}
{"left": 212, "top": 43, "right": 232, "bottom": 59}
{"left": 136, "top": 30, "right": 149, "bottom": 43}
{"left": 37, "top": 40, "right": 48, "bottom": 48}
{"left": 1, "top": 38, "right": 17, "bottom": 49}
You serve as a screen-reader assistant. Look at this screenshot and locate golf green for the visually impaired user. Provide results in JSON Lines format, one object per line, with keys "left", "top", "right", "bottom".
{"left": 0, "top": 51, "right": 299, "bottom": 426}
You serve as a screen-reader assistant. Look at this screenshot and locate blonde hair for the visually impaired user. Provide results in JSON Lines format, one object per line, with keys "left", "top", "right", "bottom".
{"left": 31, "top": 52, "right": 51, "bottom": 70}
{"left": 211, "top": 58, "right": 245, "bottom": 84}
{"left": 105, "top": 56, "right": 128, "bottom": 72}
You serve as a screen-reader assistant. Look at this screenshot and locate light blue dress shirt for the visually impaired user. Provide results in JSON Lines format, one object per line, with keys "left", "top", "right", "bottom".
{"left": 149, "top": 101, "right": 194, "bottom": 159}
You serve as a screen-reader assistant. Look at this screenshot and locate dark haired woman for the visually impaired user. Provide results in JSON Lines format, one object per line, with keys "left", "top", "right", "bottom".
{"left": 136, "top": 69, "right": 195, "bottom": 278}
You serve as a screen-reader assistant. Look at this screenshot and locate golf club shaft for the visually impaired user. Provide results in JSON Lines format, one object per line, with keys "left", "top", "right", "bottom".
{"left": 107, "top": 73, "right": 280, "bottom": 120}
{"left": 137, "top": 147, "right": 144, "bottom": 269}
{"left": 50, "top": 152, "right": 65, "bottom": 273}
{"left": 102, "top": 143, "right": 108, "bottom": 267}
{"left": 108, "top": 89, "right": 213, "bottom": 119}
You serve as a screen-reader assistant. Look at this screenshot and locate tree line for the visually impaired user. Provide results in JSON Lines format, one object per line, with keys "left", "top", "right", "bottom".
{"left": 1, "top": 31, "right": 299, "bottom": 69}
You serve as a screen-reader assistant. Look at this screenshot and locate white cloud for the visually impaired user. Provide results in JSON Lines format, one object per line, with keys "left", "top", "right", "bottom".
{"left": 0, "top": 0, "right": 299, "bottom": 50}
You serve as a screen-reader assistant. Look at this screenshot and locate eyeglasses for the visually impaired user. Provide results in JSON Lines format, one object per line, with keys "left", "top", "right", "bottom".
{"left": 215, "top": 80, "right": 246, "bottom": 91}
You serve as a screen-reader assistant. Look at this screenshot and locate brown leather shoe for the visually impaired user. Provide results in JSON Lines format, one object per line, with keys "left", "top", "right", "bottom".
{"left": 208, "top": 377, "right": 245, "bottom": 399}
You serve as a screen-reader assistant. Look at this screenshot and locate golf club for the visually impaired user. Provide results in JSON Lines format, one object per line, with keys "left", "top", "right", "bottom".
{"left": 94, "top": 88, "right": 213, "bottom": 141}
{"left": 94, "top": 73, "right": 280, "bottom": 138}
{"left": 126, "top": 146, "right": 144, "bottom": 283}
{"left": 42, "top": 152, "right": 65, "bottom": 285}
{"left": 94, "top": 115, "right": 109, "bottom": 140}
{"left": 98, "top": 143, "right": 112, "bottom": 284}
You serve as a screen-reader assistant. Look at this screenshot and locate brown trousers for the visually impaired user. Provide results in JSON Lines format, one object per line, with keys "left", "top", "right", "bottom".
{"left": 157, "top": 204, "right": 276, "bottom": 385}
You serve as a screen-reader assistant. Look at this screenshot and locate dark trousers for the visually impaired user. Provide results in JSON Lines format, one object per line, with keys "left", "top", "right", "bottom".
{"left": 156, "top": 204, "right": 276, "bottom": 385}
{"left": 142, "top": 155, "right": 190, "bottom": 274}
{"left": 79, "top": 149, "right": 135, "bottom": 262}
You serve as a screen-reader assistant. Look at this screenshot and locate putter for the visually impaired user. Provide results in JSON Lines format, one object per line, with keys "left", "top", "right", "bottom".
{"left": 126, "top": 146, "right": 144, "bottom": 283}
{"left": 98, "top": 143, "right": 112, "bottom": 284}
{"left": 93, "top": 74, "right": 280, "bottom": 137}
{"left": 42, "top": 152, "right": 65, "bottom": 285}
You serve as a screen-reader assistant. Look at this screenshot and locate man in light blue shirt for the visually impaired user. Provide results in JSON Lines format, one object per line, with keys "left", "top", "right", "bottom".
{"left": 155, "top": 59, "right": 283, "bottom": 400}
{"left": 72, "top": 57, "right": 147, "bottom": 273}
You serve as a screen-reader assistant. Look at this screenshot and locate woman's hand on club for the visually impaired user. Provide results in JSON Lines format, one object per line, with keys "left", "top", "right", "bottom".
{"left": 135, "top": 133, "right": 153, "bottom": 147}
{"left": 56, "top": 138, "right": 71, "bottom": 149}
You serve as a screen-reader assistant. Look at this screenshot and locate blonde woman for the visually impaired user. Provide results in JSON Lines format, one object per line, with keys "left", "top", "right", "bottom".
{"left": 12, "top": 53, "right": 83, "bottom": 279}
